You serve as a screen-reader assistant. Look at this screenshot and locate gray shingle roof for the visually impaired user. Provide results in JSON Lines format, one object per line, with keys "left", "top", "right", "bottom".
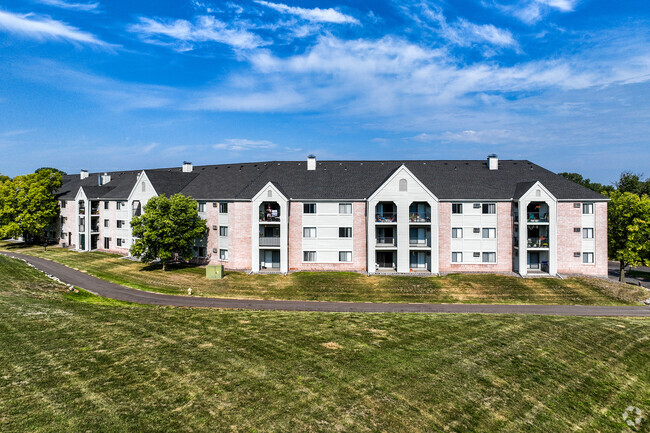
{"left": 57, "top": 159, "right": 607, "bottom": 202}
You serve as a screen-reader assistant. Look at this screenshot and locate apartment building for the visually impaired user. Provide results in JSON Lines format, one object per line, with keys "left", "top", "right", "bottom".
{"left": 55, "top": 155, "right": 608, "bottom": 277}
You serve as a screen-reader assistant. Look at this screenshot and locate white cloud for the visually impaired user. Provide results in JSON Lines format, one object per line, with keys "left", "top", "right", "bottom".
{"left": 214, "top": 138, "right": 276, "bottom": 151}
{"left": 0, "top": 9, "right": 108, "bottom": 45}
{"left": 412, "top": 129, "right": 520, "bottom": 144}
{"left": 486, "top": 0, "right": 579, "bottom": 24}
{"left": 36, "top": 0, "right": 100, "bottom": 13}
{"left": 255, "top": 1, "right": 359, "bottom": 25}
{"left": 128, "top": 15, "right": 268, "bottom": 51}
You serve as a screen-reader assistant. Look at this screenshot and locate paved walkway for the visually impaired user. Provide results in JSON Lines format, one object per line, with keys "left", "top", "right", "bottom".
{"left": 3, "top": 251, "right": 650, "bottom": 317}
{"left": 608, "top": 261, "right": 650, "bottom": 289}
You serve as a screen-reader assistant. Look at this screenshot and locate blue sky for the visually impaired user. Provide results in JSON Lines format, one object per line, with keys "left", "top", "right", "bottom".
{"left": 0, "top": 0, "right": 649, "bottom": 183}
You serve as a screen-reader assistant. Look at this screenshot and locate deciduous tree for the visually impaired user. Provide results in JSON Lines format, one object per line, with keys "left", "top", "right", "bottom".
{"left": 607, "top": 191, "right": 650, "bottom": 282}
{"left": 129, "top": 194, "right": 207, "bottom": 271}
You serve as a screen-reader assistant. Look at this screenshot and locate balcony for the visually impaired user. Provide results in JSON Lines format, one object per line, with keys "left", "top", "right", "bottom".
{"left": 376, "top": 236, "right": 396, "bottom": 246}
{"left": 527, "top": 212, "right": 548, "bottom": 223}
{"left": 259, "top": 214, "right": 281, "bottom": 222}
{"left": 527, "top": 237, "right": 549, "bottom": 249}
{"left": 78, "top": 208, "right": 86, "bottom": 215}
{"left": 409, "top": 213, "right": 431, "bottom": 223}
{"left": 259, "top": 237, "right": 281, "bottom": 247}
{"left": 375, "top": 213, "right": 397, "bottom": 223}
{"left": 409, "top": 238, "right": 429, "bottom": 247}
{"left": 90, "top": 225, "right": 100, "bottom": 233}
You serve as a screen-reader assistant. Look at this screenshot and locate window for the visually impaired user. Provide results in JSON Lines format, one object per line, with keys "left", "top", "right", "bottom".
{"left": 482, "top": 252, "right": 496, "bottom": 263}
{"left": 219, "top": 226, "right": 228, "bottom": 237}
{"left": 452, "top": 203, "right": 463, "bottom": 214}
{"left": 473, "top": 252, "right": 480, "bottom": 258}
{"left": 212, "top": 225, "right": 217, "bottom": 230}
{"left": 583, "top": 252, "right": 594, "bottom": 263}
{"left": 303, "top": 251, "right": 316, "bottom": 262}
{"left": 399, "top": 178, "right": 407, "bottom": 192}
{"left": 117, "top": 238, "right": 123, "bottom": 247}
{"left": 583, "top": 228, "right": 594, "bottom": 239}
{"left": 219, "top": 249, "right": 229, "bottom": 261}
{"left": 339, "top": 227, "right": 352, "bottom": 238}
{"left": 141, "top": 182, "right": 145, "bottom": 192}
{"left": 117, "top": 201, "right": 126, "bottom": 210}
{"left": 303, "top": 227, "right": 317, "bottom": 238}
{"left": 582, "top": 203, "right": 594, "bottom": 214}
{"left": 303, "top": 203, "right": 316, "bottom": 214}
{"left": 452, "top": 228, "right": 463, "bottom": 238}
{"left": 482, "top": 228, "right": 496, "bottom": 238}
{"left": 196, "top": 247, "right": 206, "bottom": 258}
{"left": 452, "top": 252, "right": 463, "bottom": 263}
{"left": 104, "top": 219, "right": 109, "bottom": 228}
{"left": 104, "top": 238, "right": 110, "bottom": 249}
{"left": 117, "top": 220, "right": 125, "bottom": 228}
{"left": 267, "top": 190, "right": 272, "bottom": 198}
{"left": 61, "top": 232, "right": 66, "bottom": 239}
{"left": 339, "top": 203, "right": 352, "bottom": 214}
{"left": 198, "top": 202, "right": 206, "bottom": 212}
{"left": 212, "top": 202, "right": 217, "bottom": 208}
{"left": 61, "top": 201, "right": 66, "bottom": 208}
{"left": 219, "top": 203, "right": 228, "bottom": 214}
{"left": 104, "top": 201, "right": 109, "bottom": 210}
{"left": 339, "top": 251, "right": 352, "bottom": 262}
{"left": 473, "top": 228, "right": 480, "bottom": 234}
{"left": 482, "top": 203, "right": 496, "bottom": 214}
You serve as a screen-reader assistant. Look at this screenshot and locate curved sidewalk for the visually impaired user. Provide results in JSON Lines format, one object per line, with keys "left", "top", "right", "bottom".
{"left": 3, "top": 251, "right": 650, "bottom": 317}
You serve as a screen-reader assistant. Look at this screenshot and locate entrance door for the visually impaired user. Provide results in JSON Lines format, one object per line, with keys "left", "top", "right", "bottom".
{"left": 261, "top": 250, "right": 281, "bottom": 269}
{"left": 528, "top": 252, "right": 540, "bottom": 269}
{"left": 376, "top": 251, "right": 395, "bottom": 269}
{"left": 410, "top": 251, "right": 429, "bottom": 269}
{"left": 79, "top": 234, "right": 85, "bottom": 250}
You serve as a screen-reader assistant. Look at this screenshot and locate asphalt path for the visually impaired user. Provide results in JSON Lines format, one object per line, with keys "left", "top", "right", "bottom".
{"left": 3, "top": 251, "right": 650, "bottom": 317}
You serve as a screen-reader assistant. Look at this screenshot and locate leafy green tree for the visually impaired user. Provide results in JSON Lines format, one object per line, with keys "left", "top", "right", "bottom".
{"left": 36, "top": 167, "right": 67, "bottom": 176}
{"left": 129, "top": 194, "right": 207, "bottom": 271}
{"left": 558, "top": 172, "right": 606, "bottom": 193}
{"left": 0, "top": 169, "right": 63, "bottom": 243}
{"left": 615, "top": 171, "right": 650, "bottom": 196}
{"left": 607, "top": 191, "right": 650, "bottom": 282}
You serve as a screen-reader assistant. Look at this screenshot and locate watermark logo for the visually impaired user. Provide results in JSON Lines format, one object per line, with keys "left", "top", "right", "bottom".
{"left": 623, "top": 406, "right": 644, "bottom": 429}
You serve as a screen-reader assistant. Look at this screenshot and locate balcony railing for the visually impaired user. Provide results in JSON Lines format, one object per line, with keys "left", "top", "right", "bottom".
{"left": 409, "top": 239, "right": 429, "bottom": 246}
{"left": 375, "top": 213, "right": 397, "bottom": 223}
{"left": 91, "top": 226, "right": 100, "bottom": 233}
{"left": 527, "top": 212, "right": 548, "bottom": 223}
{"left": 79, "top": 208, "right": 86, "bottom": 215}
{"left": 91, "top": 209, "right": 100, "bottom": 215}
{"left": 259, "top": 213, "right": 281, "bottom": 222}
{"left": 376, "top": 236, "right": 396, "bottom": 246}
{"left": 409, "top": 213, "right": 431, "bottom": 222}
{"left": 259, "top": 237, "right": 281, "bottom": 247}
{"left": 527, "top": 237, "right": 549, "bottom": 248}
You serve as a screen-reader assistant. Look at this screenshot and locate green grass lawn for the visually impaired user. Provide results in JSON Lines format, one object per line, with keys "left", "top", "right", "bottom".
{"left": 1, "top": 241, "right": 647, "bottom": 306}
{"left": 1, "top": 253, "right": 649, "bottom": 432}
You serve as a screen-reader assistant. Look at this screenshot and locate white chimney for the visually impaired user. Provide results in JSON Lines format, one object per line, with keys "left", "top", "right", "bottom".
{"left": 182, "top": 161, "right": 193, "bottom": 173}
{"left": 487, "top": 154, "right": 498, "bottom": 170}
{"left": 100, "top": 173, "right": 111, "bottom": 185}
{"left": 80, "top": 169, "right": 89, "bottom": 180}
{"left": 307, "top": 154, "right": 316, "bottom": 171}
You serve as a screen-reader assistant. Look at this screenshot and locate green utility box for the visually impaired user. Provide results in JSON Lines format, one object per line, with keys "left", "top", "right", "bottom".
{"left": 206, "top": 264, "right": 224, "bottom": 280}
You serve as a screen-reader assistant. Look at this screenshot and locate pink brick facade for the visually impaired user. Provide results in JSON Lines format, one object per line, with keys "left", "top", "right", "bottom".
{"left": 58, "top": 200, "right": 76, "bottom": 248}
{"left": 288, "top": 201, "right": 367, "bottom": 271}
{"left": 226, "top": 202, "right": 252, "bottom": 270}
{"left": 556, "top": 201, "right": 607, "bottom": 276}
{"left": 204, "top": 203, "right": 220, "bottom": 264}
{"left": 439, "top": 202, "right": 514, "bottom": 273}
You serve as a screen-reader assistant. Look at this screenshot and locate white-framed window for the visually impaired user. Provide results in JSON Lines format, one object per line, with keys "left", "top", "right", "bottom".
{"left": 117, "top": 238, "right": 123, "bottom": 247}
{"left": 582, "top": 203, "right": 594, "bottom": 214}
{"left": 452, "top": 228, "right": 463, "bottom": 238}
{"left": 104, "top": 237, "right": 110, "bottom": 249}
{"left": 452, "top": 252, "right": 463, "bottom": 263}
{"left": 219, "top": 249, "right": 229, "bottom": 261}
{"left": 339, "top": 227, "right": 352, "bottom": 238}
{"left": 339, "top": 203, "right": 352, "bottom": 214}
{"left": 104, "top": 219, "right": 109, "bottom": 228}
{"left": 117, "top": 201, "right": 127, "bottom": 210}
{"left": 117, "top": 220, "right": 124, "bottom": 228}
{"left": 141, "top": 182, "right": 146, "bottom": 192}
{"left": 104, "top": 201, "right": 109, "bottom": 210}
{"left": 452, "top": 203, "right": 463, "bottom": 214}
{"left": 399, "top": 179, "right": 408, "bottom": 192}
{"left": 303, "top": 251, "right": 316, "bottom": 262}
{"left": 482, "top": 252, "right": 496, "bottom": 263}
{"left": 582, "top": 228, "right": 594, "bottom": 239}
{"left": 219, "top": 203, "right": 228, "bottom": 214}
{"left": 303, "top": 203, "right": 316, "bottom": 214}
{"left": 482, "top": 203, "right": 496, "bottom": 214}
{"left": 198, "top": 202, "right": 206, "bottom": 212}
{"left": 482, "top": 228, "right": 496, "bottom": 238}
{"left": 219, "top": 226, "right": 228, "bottom": 237}
{"left": 61, "top": 201, "right": 66, "bottom": 208}
{"left": 339, "top": 251, "right": 352, "bottom": 262}
{"left": 303, "top": 227, "right": 317, "bottom": 238}
{"left": 583, "top": 252, "right": 594, "bottom": 263}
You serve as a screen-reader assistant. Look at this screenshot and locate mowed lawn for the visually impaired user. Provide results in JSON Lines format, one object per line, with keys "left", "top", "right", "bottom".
{"left": 1, "top": 242, "right": 646, "bottom": 306}
{"left": 1, "top": 254, "right": 650, "bottom": 432}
